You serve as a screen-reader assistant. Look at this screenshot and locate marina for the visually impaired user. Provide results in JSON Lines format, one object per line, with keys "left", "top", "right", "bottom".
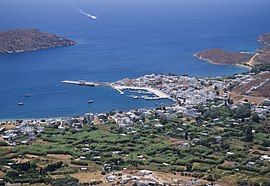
{"left": 61, "top": 80, "right": 171, "bottom": 100}
{"left": 112, "top": 85, "right": 171, "bottom": 100}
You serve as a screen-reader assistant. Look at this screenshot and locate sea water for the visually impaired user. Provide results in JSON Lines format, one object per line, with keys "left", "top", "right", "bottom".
{"left": 0, "top": 0, "right": 270, "bottom": 119}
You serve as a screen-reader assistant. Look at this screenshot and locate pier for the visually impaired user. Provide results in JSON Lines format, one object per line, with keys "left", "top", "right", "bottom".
{"left": 61, "top": 80, "right": 171, "bottom": 100}
{"left": 61, "top": 80, "right": 110, "bottom": 87}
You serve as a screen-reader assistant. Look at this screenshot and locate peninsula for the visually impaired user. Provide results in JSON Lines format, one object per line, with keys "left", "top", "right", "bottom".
{"left": 0, "top": 29, "right": 76, "bottom": 54}
{"left": 195, "top": 48, "right": 253, "bottom": 66}
{"left": 195, "top": 33, "right": 270, "bottom": 67}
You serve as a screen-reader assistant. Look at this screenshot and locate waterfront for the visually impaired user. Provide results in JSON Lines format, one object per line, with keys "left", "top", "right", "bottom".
{"left": 1, "top": 0, "right": 270, "bottom": 119}
{"left": 1, "top": 71, "right": 269, "bottom": 185}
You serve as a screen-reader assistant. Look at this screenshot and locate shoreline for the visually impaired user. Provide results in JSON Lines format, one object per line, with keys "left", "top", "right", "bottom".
{"left": 194, "top": 53, "right": 252, "bottom": 70}
{"left": 111, "top": 85, "right": 172, "bottom": 100}
{"left": 0, "top": 52, "right": 260, "bottom": 123}
{"left": 0, "top": 100, "right": 175, "bottom": 122}
{"left": 0, "top": 43, "right": 76, "bottom": 55}
{"left": 0, "top": 29, "right": 76, "bottom": 54}
{"left": 0, "top": 116, "right": 65, "bottom": 123}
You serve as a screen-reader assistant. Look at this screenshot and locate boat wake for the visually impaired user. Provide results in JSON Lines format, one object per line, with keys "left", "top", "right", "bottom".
{"left": 75, "top": 6, "right": 97, "bottom": 20}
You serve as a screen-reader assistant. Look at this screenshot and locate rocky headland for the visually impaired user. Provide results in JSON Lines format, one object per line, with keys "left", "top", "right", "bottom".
{"left": 0, "top": 29, "right": 76, "bottom": 54}
{"left": 195, "top": 48, "right": 253, "bottom": 66}
{"left": 195, "top": 33, "right": 270, "bottom": 67}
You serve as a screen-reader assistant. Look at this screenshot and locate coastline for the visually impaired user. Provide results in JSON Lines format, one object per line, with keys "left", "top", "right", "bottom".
{"left": 0, "top": 116, "right": 65, "bottom": 123}
{"left": 0, "top": 29, "right": 77, "bottom": 54}
{"left": 0, "top": 42, "right": 76, "bottom": 55}
{"left": 194, "top": 53, "right": 252, "bottom": 70}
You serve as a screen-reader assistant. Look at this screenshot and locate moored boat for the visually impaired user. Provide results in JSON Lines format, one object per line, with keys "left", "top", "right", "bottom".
{"left": 87, "top": 100, "right": 94, "bottom": 103}
{"left": 25, "top": 93, "right": 31, "bottom": 97}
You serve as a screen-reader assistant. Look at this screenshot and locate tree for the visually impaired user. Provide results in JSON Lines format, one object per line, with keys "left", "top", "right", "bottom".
{"left": 160, "top": 115, "right": 168, "bottom": 124}
{"left": 251, "top": 113, "right": 260, "bottom": 123}
{"left": 261, "top": 179, "right": 270, "bottom": 186}
{"left": 186, "top": 163, "right": 193, "bottom": 172}
{"left": 203, "top": 110, "right": 211, "bottom": 120}
{"left": 233, "top": 104, "right": 251, "bottom": 119}
{"left": 52, "top": 176, "right": 80, "bottom": 186}
{"left": 244, "top": 126, "right": 254, "bottom": 142}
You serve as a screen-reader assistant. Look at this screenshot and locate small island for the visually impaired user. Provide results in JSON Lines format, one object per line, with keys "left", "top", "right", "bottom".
{"left": 0, "top": 29, "right": 76, "bottom": 54}
{"left": 195, "top": 33, "right": 270, "bottom": 67}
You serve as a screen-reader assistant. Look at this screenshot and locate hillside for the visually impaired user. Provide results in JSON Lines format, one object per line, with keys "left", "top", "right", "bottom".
{"left": 252, "top": 34, "right": 270, "bottom": 65}
{"left": 258, "top": 33, "right": 270, "bottom": 45}
{"left": 195, "top": 48, "right": 253, "bottom": 65}
{"left": 195, "top": 33, "right": 270, "bottom": 66}
{"left": 231, "top": 71, "right": 270, "bottom": 104}
{"left": 0, "top": 29, "right": 76, "bottom": 54}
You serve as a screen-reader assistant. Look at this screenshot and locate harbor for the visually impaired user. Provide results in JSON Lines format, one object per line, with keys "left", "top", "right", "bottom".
{"left": 112, "top": 85, "right": 171, "bottom": 99}
{"left": 61, "top": 80, "right": 172, "bottom": 100}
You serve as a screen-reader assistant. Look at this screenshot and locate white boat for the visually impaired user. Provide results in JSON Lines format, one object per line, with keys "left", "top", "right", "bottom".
{"left": 17, "top": 102, "right": 24, "bottom": 106}
{"left": 87, "top": 100, "right": 94, "bottom": 103}
{"left": 79, "top": 80, "right": 86, "bottom": 85}
{"left": 25, "top": 93, "right": 31, "bottom": 97}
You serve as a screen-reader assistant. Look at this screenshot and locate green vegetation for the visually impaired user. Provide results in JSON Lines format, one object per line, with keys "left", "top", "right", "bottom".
{"left": 0, "top": 100, "right": 269, "bottom": 185}
{"left": 251, "top": 63, "right": 270, "bottom": 74}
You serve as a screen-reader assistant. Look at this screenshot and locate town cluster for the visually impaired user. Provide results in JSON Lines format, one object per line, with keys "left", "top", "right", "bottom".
{"left": 1, "top": 72, "right": 270, "bottom": 148}
{"left": 1, "top": 72, "right": 270, "bottom": 185}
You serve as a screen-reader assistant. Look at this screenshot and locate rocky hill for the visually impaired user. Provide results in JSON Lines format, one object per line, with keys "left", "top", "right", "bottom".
{"left": 195, "top": 48, "right": 253, "bottom": 65}
{"left": 195, "top": 33, "right": 270, "bottom": 66}
{"left": 0, "top": 29, "right": 76, "bottom": 54}
{"left": 232, "top": 71, "right": 270, "bottom": 99}
{"left": 252, "top": 33, "right": 270, "bottom": 65}
{"left": 258, "top": 33, "right": 270, "bottom": 46}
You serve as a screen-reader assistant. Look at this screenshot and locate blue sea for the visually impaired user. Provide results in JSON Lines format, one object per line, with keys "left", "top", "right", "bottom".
{"left": 0, "top": 0, "right": 270, "bottom": 119}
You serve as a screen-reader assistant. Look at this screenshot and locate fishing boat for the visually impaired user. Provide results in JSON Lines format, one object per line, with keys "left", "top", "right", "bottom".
{"left": 25, "top": 93, "right": 31, "bottom": 97}
{"left": 87, "top": 100, "right": 94, "bottom": 103}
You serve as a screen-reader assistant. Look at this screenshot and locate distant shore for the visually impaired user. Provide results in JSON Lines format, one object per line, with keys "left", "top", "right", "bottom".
{"left": 0, "top": 29, "right": 76, "bottom": 54}
{"left": 195, "top": 32, "right": 270, "bottom": 68}
{"left": 194, "top": 53, "right": 252, "bottom": 70}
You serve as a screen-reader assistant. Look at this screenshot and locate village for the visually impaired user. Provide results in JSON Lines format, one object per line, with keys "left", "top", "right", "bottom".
{"left": 0, "top": 71, "right": 270, "bottom": 185}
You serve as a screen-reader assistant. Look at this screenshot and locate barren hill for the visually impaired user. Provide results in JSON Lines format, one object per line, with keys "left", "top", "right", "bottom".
{"left": 0, "top": 29, "right": 76, "bottom": 54}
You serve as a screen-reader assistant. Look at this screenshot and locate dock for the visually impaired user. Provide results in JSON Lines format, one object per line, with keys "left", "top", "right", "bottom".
{"left": 111, "top": 85, "right": 124, "bottom": 95}
{"left": 62, "top": 80, "right": 111, "bottom": 87}
{"left": 61, "top": 80, "right": 172, "bottom": 100}
{"left": 112, "top": 85, "right": 170, "bottom": 99}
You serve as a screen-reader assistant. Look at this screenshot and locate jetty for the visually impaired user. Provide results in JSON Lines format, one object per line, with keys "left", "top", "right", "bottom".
{"left": 61, "top": 80, "right": 171, "bottom": 100}
{"left": 62, "top": 80, "right": 111, "bottom": 87}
